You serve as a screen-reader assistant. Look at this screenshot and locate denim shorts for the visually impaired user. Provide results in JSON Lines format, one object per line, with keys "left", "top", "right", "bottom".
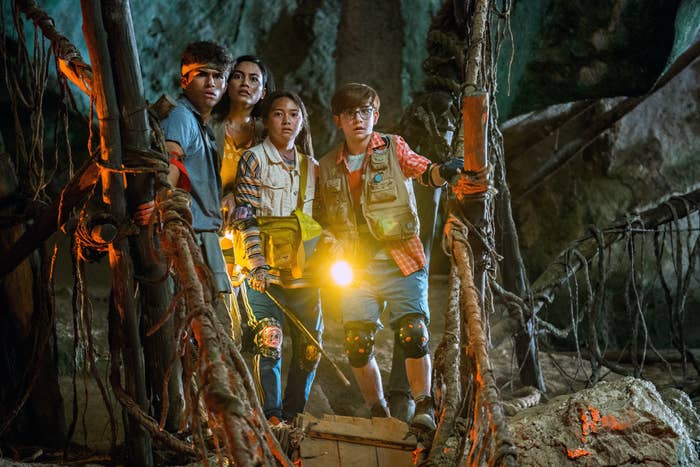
{"left": 339, "top": 259, "right": 429, "bottom": 330}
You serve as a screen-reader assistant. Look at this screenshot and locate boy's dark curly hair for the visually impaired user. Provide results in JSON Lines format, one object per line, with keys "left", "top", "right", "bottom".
{"left": 180, "top": 40, "right": 233, "bottom": 71}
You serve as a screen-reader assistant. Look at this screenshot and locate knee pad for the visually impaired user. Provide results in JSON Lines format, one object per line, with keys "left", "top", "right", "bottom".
{"left": 254, "top": 317, "right": 283, "bottom": 359}
{"left": 344, "top": 322, "right": 376, "bottom": 368}
{"left": 296, "top": 334, "right": 322, "bottom": 372}
{"left": 397, "top": 315, "right": 430, "bottom": 358}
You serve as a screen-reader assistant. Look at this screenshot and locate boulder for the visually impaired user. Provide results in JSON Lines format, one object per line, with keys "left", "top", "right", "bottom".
{"left": 509, "top": 377, "right": 700, "bottom": 466}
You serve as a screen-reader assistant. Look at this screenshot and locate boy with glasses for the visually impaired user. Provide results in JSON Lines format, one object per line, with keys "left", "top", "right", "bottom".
{"left": 317, "top": 82, "right": 463, "bottom": 432}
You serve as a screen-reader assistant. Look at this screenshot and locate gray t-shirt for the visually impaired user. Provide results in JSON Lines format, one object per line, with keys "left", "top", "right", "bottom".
{"left": 161, "top": 96, "right": 223, "bottom": 232}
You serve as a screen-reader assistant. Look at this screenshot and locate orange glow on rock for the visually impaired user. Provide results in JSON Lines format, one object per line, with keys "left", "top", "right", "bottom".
{"left": 601, "top": 414, "right": 630, "bottom": 431}
{"left": 574, "top": 405, "right": 634, "bottom": 451}
{"left": 567, "top": 448, "right": 592, "bottom": 459}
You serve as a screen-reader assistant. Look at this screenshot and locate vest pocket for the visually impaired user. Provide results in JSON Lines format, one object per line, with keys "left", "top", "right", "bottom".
{"left": 260, "top": 178, "right": 287, "bottom": 216}
{"left": 364, "top": 207, "right": 419, "bottom": 241}
{"left": 370, "top": 153, "right": 389, "bottom": 170}
{"left": 325, "top": 178, "right": 341, "bottom": 192}
{"left": 367, "top": 179, "right": 398, "bottom": 204}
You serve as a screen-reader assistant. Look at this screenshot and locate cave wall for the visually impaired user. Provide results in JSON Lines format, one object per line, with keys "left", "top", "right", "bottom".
{"left": 496, "top": 0, "right": 692, "bottom": 119}
{"left": 27, "top": 0, "right": 441, "bottom": 154}
{"left": 508, "top": 56, "right": 700, "bottom": 276}
{"left": 5, "top": 1, "right": 697, "bottom": 144}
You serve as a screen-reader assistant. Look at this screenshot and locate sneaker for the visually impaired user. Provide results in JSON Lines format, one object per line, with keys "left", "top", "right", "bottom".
{"left": 388, "top": 391, "right": 415, "bottom": 423}
{"left": 370, "top": 401, "right": 391, "bottom": 418}
{"left": 411, "top": 395, "right": 436, "bottom": 432}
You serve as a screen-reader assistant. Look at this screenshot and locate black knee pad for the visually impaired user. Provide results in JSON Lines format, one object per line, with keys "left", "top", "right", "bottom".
{"left": 296, "top": 333, "right": 322, "bottom": 372}
{"left": 254, "top": 317, "right": 283, "bottom": 359}
{"left": 397, "top": 315, "right": 430, "bottom": 358}
{"left": 344, "top": 322, "right": 376, "bottom": 368}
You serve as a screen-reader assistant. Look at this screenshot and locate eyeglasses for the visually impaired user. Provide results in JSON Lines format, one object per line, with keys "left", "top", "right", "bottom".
{"left": 341, "top": 106, "right": 375, "bottom": 121}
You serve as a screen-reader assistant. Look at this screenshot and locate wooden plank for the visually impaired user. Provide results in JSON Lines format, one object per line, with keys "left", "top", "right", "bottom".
{"left": 300, "top": 413, "right": 416, "bottom": 447}
{"left": 299, "top": 438, "right": 339, "bottom": 467}
{"left": 338, "top": 441, "right": 378, "bottom": 467}
{"left": 377, "top": 447, "right": 415, "bottom": 466}
{"left": 306, "top": 430, "right": 414, "bottom": 451}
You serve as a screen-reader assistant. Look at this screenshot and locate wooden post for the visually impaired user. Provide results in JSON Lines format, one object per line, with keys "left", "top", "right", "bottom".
{"left": 449, "top": 0, "right": 493, "bottom": 400}
{"left": 79, "top": 1, "right": 153, "bottom": 464}
{"left": 449, "top": 0, "right": 491, "bottom": 298}
{"left": 100, "top": 0, "right": 184, "bottom": 431}
{"left": 457, "top": 0, "right": 545, "bottom": 393}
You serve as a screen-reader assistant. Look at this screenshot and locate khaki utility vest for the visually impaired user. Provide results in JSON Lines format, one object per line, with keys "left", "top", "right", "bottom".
{"left": 248, "top": 138, "right": 316, "bottom": 217}
{"left": 319, "top": 134, "right": 420, "bottom": 250}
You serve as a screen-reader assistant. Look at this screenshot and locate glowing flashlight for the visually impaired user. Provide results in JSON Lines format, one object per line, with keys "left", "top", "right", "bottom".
{"left": 224, "top": 229, "right": 234, "bottom": 241}
{"left": 330, "top": 260, "right": 353, "bottom": 286}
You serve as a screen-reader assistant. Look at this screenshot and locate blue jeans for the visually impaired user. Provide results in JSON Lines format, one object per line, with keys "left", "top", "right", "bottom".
{"left": 245, "top": 283, "right": 322, "bottom": 420}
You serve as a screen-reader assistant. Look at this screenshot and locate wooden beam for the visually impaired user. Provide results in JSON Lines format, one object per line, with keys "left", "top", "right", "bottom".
{"left": 17, "top": 0, "right": 93, "bottom": 95}
{"left": 100, "top": 0, "right": 183, "bottom": 432}
{"left": 80, "top": 0, "right": 152, "bottom": 464}
{"left": 0, "top": 158, "right": 99, "bottom": 278}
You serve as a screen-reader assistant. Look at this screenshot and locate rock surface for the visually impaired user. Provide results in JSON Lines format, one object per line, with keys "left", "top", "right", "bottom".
{"left": 509, "top": 377, "right": 700, "bottom": 466}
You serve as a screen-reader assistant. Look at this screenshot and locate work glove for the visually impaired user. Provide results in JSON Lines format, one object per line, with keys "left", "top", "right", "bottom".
{"left": 249, "top": 265, "right": 271, "bottom": 292}
{"left": 438, "top": 158, "right": 464, "bottom": 184}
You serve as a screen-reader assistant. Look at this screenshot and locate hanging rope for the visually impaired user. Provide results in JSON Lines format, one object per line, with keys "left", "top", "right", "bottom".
{"left": 154, "top": 187, "right": 290, "bottom": 465}
{"left": 445, "top": 215, "right": 517, "bottom": 466}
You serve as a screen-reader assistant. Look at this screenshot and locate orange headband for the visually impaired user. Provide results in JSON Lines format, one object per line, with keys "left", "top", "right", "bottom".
{"left": 181, "top": 62, "right": 225, "bottom": 78}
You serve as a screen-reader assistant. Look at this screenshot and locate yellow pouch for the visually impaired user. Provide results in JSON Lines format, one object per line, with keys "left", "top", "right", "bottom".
{"left": 294, "top": 209, "right": 323, "bottom": 242}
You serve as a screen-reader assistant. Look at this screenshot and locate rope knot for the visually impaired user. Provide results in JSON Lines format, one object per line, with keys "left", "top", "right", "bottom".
{"left": 444, "top": 214, "right": 471, "bottom": 256}
{"left": 156, "top": 187, "right": 193, "bottom": 227}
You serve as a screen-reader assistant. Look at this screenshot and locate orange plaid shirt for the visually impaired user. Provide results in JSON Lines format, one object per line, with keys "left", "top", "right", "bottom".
{"left": 335, "top": 132, "right": 431, "bottom": 276}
